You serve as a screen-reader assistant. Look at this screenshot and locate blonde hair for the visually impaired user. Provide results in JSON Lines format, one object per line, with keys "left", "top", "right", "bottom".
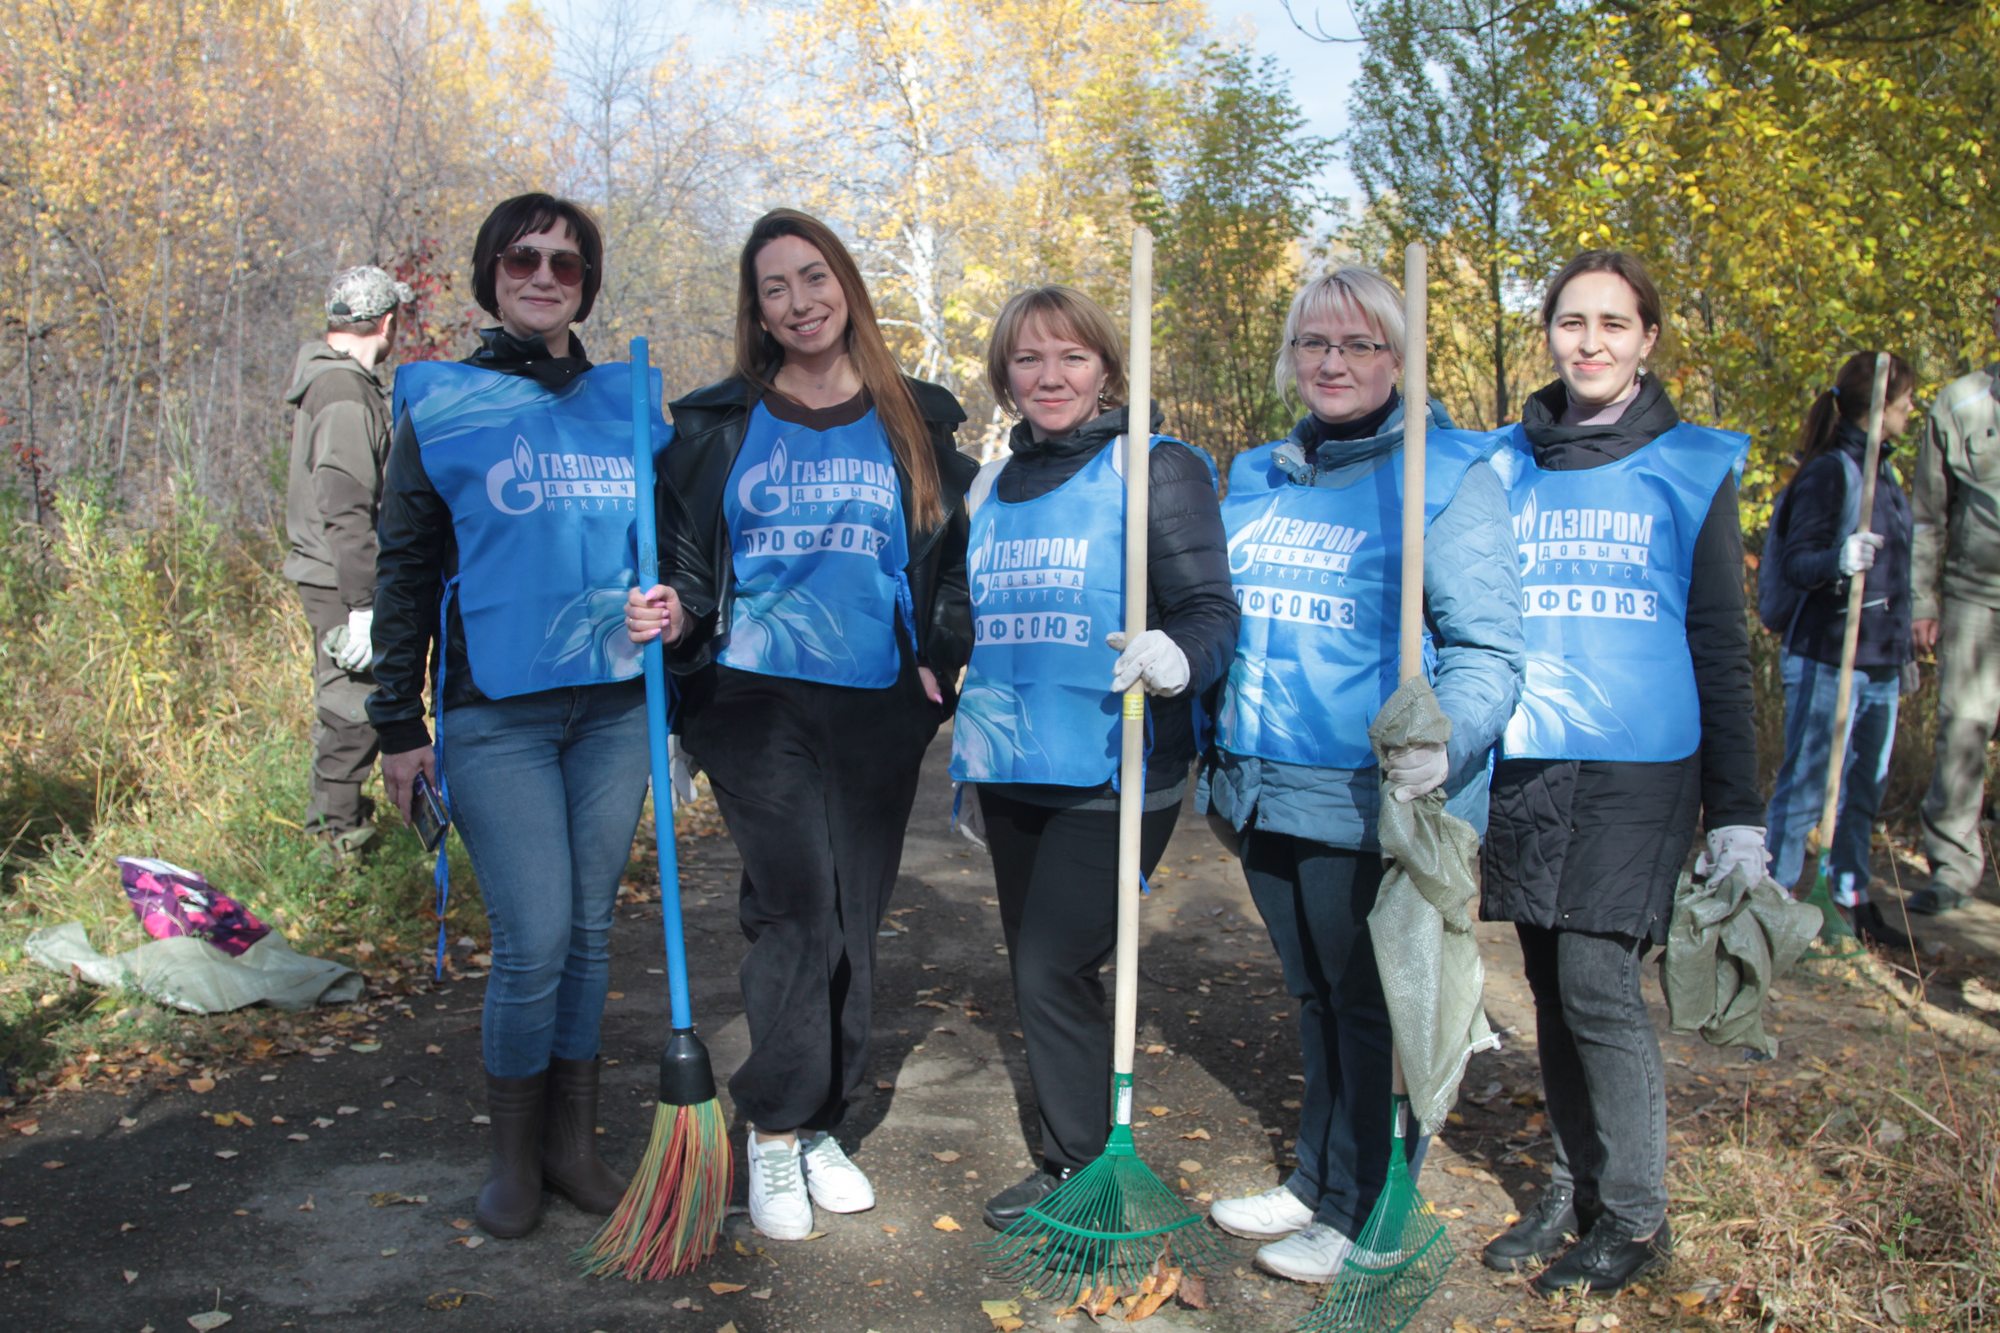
{"left": 1272, "top": 267, "right": 1406, "bottom": 403}
{"left": 986, "top": 286, "right": 1128, "bottom": 416}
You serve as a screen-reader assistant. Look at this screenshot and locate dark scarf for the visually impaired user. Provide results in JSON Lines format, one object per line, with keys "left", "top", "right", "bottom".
{"left": 464, "top": 326, "right": 592, "bottom": 393}
{"left": 1521, "top": 375, "right": 1680, "bottom": 470}
{"left": 1299, "top": 388, "right": 1401, "bottom": 448}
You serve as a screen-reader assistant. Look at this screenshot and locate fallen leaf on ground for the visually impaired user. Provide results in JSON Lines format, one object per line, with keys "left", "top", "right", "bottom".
{"left": 932, "top": 1149, "right": 962, "bottom": 1163}
{"left": 1146, "top": 1106, "right": 1170, "bottom": 1118}
{"left": 933, "top": 1215, "right": 962, "bottom": 1232}
{"left": 708, "top": 1282, "right": 746, "bottom": 1295}
{"left": 124, "top": 1271, "right": 138, "bottom": 1284}
{"left": 1176, "top": 1272, "right": 1209, "bottom": 1309}
{"left": 186, "top": 1314, "right": 231, "bottom": 1330}
{"left": 349, "top": 1043, "right": 381, "bottom": 1053}
{"left": 0, "top": 1217, "right": 24, "bottom": 1227}
{"left": 1179, "top": 1128, "right": 1210, "bottom": 1141}
{"left": 169, "top": 1183, "right": 192, "bottom": 1194}
{"left": 1177, "top": 1160, "right": 1202, "bottom": 1173}
{"left": 368, "top": 1192, "right": 428, "bottom": 1207}
{"left": 214, "top": 1151, "right": 238, "bottom": 1161}
{"left": 187, "top": 1078, "right": 216, "bottom": 1095}
{"left": 11, "top": 1121, "right": 39, "bottom": 1136}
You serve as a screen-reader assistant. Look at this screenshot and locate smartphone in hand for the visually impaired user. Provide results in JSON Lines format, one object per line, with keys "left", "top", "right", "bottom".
{"left": 411, "top": 772, "right": 450, "bottom": 853}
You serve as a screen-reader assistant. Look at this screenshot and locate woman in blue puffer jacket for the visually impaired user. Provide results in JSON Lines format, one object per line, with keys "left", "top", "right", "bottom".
{"left": 1200, "top": 266, "right": 1524, "bottom": 1284}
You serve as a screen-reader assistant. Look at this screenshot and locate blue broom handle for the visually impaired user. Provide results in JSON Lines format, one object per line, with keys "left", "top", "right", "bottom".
{"left": 629, "top": 336, "right": 693, "bottom": 1031}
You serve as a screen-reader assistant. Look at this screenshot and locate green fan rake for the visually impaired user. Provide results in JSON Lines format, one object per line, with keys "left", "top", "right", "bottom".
{"left": 1301, "top": 242, "right": 1457, "bottom": 1333}
{"left": 979, "top": 225, "right": 1226, "bottom": 1305}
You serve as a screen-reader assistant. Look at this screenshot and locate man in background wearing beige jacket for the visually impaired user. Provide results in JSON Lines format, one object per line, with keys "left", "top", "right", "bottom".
{"left": 1909, "top": 290, "right": 2000, "bottom": 914}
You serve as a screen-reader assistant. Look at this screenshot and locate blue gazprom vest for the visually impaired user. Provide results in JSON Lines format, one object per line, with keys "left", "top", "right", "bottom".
{"left": 718, "top": 402, "right": 911, "bottom": 688}
{"left": 1490, "top": 421, "right": 1750, "bottom": 762}
{"left": 395, "top": 360, "right": 663, "bottom": 700}
{"left": 1216, "top": 430, "right": 1501, "bottom": 770}
{"left": 950, "top": 437, "right": 1161, "bottom": 787}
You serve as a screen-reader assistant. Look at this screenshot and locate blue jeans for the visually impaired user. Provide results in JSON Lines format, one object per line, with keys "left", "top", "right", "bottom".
{"left": 442, "top": 680, "right": 649, "bottom": 1078}
{"left": 1764, "top": 652, "right": 1899, "bottom": 907}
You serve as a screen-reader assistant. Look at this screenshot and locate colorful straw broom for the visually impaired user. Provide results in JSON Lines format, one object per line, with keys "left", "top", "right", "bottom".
{"left": 577, "top": 336, "right": 732, "bottom": 1279}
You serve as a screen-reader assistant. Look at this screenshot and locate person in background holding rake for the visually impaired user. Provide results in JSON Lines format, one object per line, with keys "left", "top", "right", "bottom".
{"left": 1480, "top": 250, "right": 1760, "bottom": 1295}
{"left": 950, "top": 285, "right": 1237, "bottom": 1232}
{"left": 1761, "top": 352, "right": 1918, "bottom": 948}
{"left": 624, "top": 209, "right": 973, "bottom": 1243}
{"left": 1201, "top": 266, "right": 1523, "bottom": 1283}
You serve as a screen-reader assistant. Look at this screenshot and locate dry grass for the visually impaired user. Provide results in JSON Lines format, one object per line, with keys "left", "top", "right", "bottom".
{"left": 1672, "top": 1039, "right": 2000, "bottom": 1331}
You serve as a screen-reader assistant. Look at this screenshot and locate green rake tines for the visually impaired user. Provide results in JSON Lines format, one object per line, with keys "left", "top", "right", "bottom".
{"left": 980, "top": 1076, "right": 1227, "bottom": 1305}
{"left": 1299, "top": 1094, "right": 1454, "bottom": 1333}
{"left": 1799, "top": 850, "right": 1864, "bottom": 964}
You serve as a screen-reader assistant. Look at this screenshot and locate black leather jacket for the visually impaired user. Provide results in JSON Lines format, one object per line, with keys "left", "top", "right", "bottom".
{"left": 367, "top": 329, "right": 597, "bottom": 755}
{"left": 657, "top": 374, "right": 977, "bottom": 706}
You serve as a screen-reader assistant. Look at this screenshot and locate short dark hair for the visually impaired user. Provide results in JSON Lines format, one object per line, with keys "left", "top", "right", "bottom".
{"left": 470, "top": 192, "right": 604, "bottom": 324}
{"left": 1540, "top": 249, "right": 1663, "bottom": 334}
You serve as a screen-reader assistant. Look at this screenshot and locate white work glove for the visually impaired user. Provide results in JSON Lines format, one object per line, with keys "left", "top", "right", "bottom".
{"left": 1695, "top": 825, "right": 1771, "bottom": 884}
{"left": 1107, "top": 629, "right": 1190, "bottom": 696}
{"left": 1382, "top": 740, "right": 1450, "bottom": 803}
{"left": 333, "top": 608, "right": 374, "bottom": 673}
{"left": 1838, "top": 531, "right": 1883, "bottom": 576}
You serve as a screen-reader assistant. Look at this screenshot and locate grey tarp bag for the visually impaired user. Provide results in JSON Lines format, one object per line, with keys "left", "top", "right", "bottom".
{"left": 1366, "top": 677, "right": 1499, "bottom": 1136}
{"left": 1662, "top": 863, "right": 1821, "bottom": 1056}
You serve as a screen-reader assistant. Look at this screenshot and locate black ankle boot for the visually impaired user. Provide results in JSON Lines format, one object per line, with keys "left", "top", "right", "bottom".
{"left": 982, "top": 1165, "right": 1073, "bottom": 1231}
{"left": 1533, "top": 1216, "right": 1672, "bottom": 1295}
{"left": 1851, "top": 901, "right": 1910, "bottom": 951}
{"left": 543, "top": 1057, "right": 628, "bottom": 1215}
{"left": 1482, "top": 1185, "right": 1601, "bottom": 1272}
{"left": 476, "top": 1072, "right": 547, "bottom": 1238}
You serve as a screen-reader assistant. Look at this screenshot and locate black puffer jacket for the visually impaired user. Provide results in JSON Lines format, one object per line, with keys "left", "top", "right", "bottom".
{"left": 656, "top": 374, "right": 977, "bottom": 705}
{"left": 368, "top": 329, "right": 596, "bottom": 755}
{"left": 1481, "top": 377, "right": 1762, "bottom": 942}
{"left": 1779, "top": 419, "right": 1914, "bottom": 672}
{"left": 985, "top": 405, "right": 1238, "bottom": 800}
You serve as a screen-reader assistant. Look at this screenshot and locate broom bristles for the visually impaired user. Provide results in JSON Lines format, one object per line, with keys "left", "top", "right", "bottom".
{"left": 576, "top": 1098, "right": 732, "bottom": 1280}
{"left": 981, "top": 1150, "right": 1226, "bottom": 1303}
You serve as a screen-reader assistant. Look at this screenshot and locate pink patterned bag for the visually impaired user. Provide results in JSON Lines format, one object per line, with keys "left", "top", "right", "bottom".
{"left": 117, "top": 857, "right": 271, "bottom": 956}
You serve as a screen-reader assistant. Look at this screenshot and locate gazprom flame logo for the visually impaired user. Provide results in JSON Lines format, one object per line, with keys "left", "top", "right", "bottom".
{"left": 488, "top": 436, "right": 543, "bottom": 514}
{"left": 1227, "top": 507, "right": 1277, "bottom": 577}
{"left": 736, "top": 437, "right": 793, "bottom": 517}
{"left": 1513, "top": 492, "right": 1540, "bottom": 574}
{"left": 485, "top": 434, "right": 635, "bottom": 515}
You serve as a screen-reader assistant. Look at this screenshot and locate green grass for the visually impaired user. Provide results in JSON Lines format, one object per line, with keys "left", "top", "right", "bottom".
{"left": 0, "top": 489, "right": 464, "bottom": 1092}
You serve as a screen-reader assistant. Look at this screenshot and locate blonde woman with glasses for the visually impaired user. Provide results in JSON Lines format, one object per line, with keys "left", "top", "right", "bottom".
{"left": 1201, "top": 267, "right": 1523, "bottom": 1283}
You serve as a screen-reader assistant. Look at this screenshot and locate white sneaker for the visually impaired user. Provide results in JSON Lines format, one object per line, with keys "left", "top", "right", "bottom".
{"left": 1256, "top": 1221, "right": 1354, "bottom": 1283}
{"left": 799, "top": 1130, "right": 875, "bottom": 1213}
{"left": 1210, "top": 1185, "right": 1315, "bottom": 1240}
{"left": 747, "top": 1133, "right": 814, "bottom": 1240}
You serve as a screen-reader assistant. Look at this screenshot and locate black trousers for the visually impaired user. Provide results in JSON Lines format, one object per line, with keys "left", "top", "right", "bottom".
{"left": 681, "top": 663, "right": 939, "bottom": 1132}
{"left": 978, "top": 788, "right": 1179, "bottom": 1172}
{"left": 1240, "top": 831, "right": 1396, "bottom": 1236}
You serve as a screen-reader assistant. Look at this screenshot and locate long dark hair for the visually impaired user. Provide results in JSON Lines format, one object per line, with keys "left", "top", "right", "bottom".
{"left": 1797, "top": 351, "right": 1915, "bottom": 466}
{"left": 732, "top": 209, "right": 943, "bottom": 530}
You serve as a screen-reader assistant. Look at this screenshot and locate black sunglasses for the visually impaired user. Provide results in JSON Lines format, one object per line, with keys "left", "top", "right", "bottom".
{"left": 497, "top": 244, "right": 588, "bottom": 287}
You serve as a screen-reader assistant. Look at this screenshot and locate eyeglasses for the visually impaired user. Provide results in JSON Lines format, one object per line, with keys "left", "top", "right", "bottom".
{"left": 496, "top": 244, "right": 588, "bottom": 287}
{"left": 1291, "top": 336, "right": 1391, "bottom": 365}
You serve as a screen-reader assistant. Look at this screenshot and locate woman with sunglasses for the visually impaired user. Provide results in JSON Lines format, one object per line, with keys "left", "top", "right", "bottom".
{"left": 371, "top": 192, "right": 660, "bottom": 1239}
{"left": 1201, "top": 267, "right": 1523, "bottom": 1283}
{"left": 624, "top": 209, "right": 974, "bottom": 1242}
{"left": 1478, "top": 250, "right": 1760, "bottom": 1295}
{"left": 951, "top": 285, "right": 1237, "bottom": 1231}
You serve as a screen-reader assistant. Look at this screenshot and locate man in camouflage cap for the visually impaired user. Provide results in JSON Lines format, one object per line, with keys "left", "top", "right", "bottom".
{"left": 282, "top": 265, "right": 414, "bottom": 855}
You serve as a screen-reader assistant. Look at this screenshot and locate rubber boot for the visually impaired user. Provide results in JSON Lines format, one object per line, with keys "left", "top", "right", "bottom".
{"left": 475, "top": 1071, "right": 547, "bottom": 1238}
{"left": 543, "top": 1056, "right": 627, "bottom": 1214}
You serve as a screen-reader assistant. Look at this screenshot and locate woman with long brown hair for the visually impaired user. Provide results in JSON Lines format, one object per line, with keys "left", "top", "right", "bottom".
{"left": 625, "top": 208, "right": 974, "bottom": 1242}
{"left": 1761, "top": 350, "right": 1918, "bottom": 945}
